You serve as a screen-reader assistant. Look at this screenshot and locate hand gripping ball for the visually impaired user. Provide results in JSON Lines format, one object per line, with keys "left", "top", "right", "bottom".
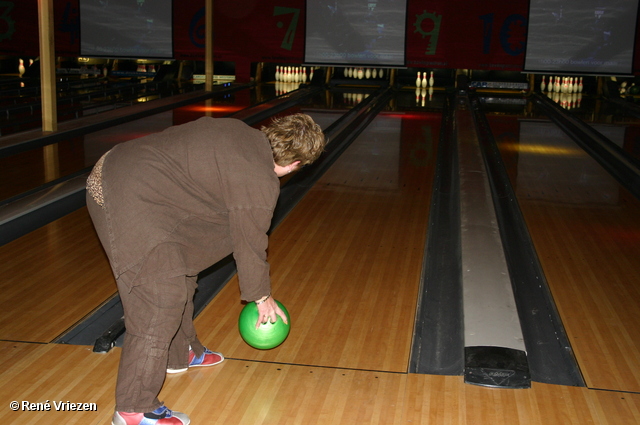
{"left": 238, "top": 300, "right": 290, "bottom": 349}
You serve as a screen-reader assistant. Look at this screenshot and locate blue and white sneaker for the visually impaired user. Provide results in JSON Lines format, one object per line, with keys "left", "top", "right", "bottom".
{"left": 112, "top": 404, "right": 190, "bottom": 425}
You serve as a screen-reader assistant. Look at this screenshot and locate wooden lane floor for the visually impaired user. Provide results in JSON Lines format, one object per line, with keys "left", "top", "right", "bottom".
{"left": 0, "top": 207, "right": 116, "bottom": 343}
{"left": 492, "top": 115, "right": 640, "bottom": 393}
{"left": 2, "top": 341, "right": 639, "bottom": 424}
{"left": 0, "top": 341, "right": 118, "bottom": 424}
{"left": 193, "top": 111, "right": 440, "bottom": 372}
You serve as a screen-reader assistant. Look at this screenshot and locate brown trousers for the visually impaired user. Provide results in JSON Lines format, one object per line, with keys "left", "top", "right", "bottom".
{"left": 87, "top": 194, "right": 205, "bottom": 413}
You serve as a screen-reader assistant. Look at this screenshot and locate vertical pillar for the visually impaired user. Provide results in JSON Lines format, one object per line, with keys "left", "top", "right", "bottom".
{"left": 43, "top": 144, "right": 60, "bottom": 181}
{"left": 38, "top": 0, "right": 57, "bottom": 132}
{"left": 325, "top": 67, "right": 333, "bottom": 85}
{"left": 205, "top": 0, "right": 214, "bottom": 91}
{"left": 255, "top": 62, "right": 263, "bottom": 83}
{"left": 528, "top": 73, "right": 535, "bottom": 94}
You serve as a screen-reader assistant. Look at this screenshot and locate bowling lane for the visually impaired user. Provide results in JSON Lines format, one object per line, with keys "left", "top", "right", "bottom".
{"left": 194, "top": 103, "right": 441, "bottom": 373}
{"left": 0, "top": 84, "right": 279, "bottom": 203}
{"left": 484, "top": 101, "right": 640, "bottom": 393}
{"left": 0, "top": 88, "right": 326, "bottom": 343}
{"left": 0, "top": 208, "right": 116, "bottom": 342}
{"left": 542, "top": 93, "right": 640, "bottom": 162}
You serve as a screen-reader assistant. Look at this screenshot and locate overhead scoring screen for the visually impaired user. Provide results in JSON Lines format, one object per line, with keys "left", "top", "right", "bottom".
{"left": 524, "top": 0, "right": 639, "bottom": 75}
{"left": 80, "top": 0, "right": 173, "bottom": 59}
{"left": 304, "top": 0, "right": 407, "bottom": 67}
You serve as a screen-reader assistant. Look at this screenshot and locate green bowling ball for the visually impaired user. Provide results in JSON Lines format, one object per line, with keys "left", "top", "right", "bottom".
{"left": 238, "top": 300, "right": 290, "bottom": 350}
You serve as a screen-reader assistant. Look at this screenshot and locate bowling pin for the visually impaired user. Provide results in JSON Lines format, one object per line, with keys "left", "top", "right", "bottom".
{"left": 18, "top": 59, "right": 25, "bottom": 77}
{"left": 428, "top": 71, "right": 434, "bottom": 87}
{"left": 422, "top": 72, "right": 428, "bottom": 88}
{"left": 578, "top": 77, "right": 583, "bottom": 93}
{"left": 428, "top": 86, "right": 434, "bottom": 101}
{"left": 415, "top": 88, "right": 420, "bottom": 103}
{"left": 365, "top": 68, "right": 371, "bottom": 79}
{"left": 357, "top": 68, "right": 364, "bottom": 79}
{"left": 310, "top": 67, "right": 314, "bottom": 81}
{"left": 540, "top": 75, "right": 546, "bottom": 92}
{"left": 372, "top": 68, "right": 377, "bottom": 79}
{"left": 416, "top": 71, "right": 422, "bottom": 88}
{"left": 379, "top": 68, "right": 384, "bottom": 78}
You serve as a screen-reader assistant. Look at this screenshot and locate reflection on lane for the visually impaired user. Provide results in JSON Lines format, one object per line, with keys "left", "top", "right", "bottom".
{"left": 515, "top": 121, "right": 620, "bottom": 205}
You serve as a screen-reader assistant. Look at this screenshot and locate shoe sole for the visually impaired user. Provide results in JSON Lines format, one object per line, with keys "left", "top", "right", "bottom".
{"left": 166, "top": 367, "right": 189, "bottom": 374}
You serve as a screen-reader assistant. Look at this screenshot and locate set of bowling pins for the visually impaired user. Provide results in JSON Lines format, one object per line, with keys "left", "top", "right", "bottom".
{"left": 275, "top": 66, "right": 311, "bottom": 83}
{"left": 540, "top": 75, "right": 583, "bottom": 94}
{"left": 415, "top": 87, "right": 434, "bottom": 106}
{"left": 343, "top": 67, "right": 384, "bottom": 80}
{"left": 416, "top": 71, "right": 435, "bottom": 88}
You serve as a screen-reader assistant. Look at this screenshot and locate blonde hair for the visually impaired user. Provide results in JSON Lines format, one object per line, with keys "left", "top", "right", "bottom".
{"left": 262, "top": 113, "right": 326, "bottom": 166}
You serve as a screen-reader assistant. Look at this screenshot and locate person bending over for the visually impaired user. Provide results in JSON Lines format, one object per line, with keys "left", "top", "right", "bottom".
{"left": 86, "top": 113, "right": 325, "bottom": 425}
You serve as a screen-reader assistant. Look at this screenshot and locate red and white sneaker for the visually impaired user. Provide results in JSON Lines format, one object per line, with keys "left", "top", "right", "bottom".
{"left": 112, "top": 405, "right": 189, "bottom": 425}
{"left": 166, "top": 347, "right": 224, "bottom": 374}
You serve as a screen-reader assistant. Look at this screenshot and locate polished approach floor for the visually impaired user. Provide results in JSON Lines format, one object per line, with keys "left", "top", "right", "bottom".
{"left": 1, "top": 85, "right": 639, "bottom": 424}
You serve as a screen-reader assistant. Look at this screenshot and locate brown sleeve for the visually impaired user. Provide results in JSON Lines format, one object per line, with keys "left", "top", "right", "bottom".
{"left": 228, "top": 206, "right": 274, "bottom": 301}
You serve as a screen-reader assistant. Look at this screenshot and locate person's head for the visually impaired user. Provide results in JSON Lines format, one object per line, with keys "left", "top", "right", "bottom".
{"left": 262, "top": 113, "right": 326, "bottom": 168}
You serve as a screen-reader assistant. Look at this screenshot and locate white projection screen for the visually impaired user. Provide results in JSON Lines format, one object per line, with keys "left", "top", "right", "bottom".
{"left": 304, "top": 0, "right": 407, "bottom": 67}
{"left": 524, "top": 0, "right": 639, "bottom": 75}
{"left": 80, "top": 0, "right": 173, "bottom": 59}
